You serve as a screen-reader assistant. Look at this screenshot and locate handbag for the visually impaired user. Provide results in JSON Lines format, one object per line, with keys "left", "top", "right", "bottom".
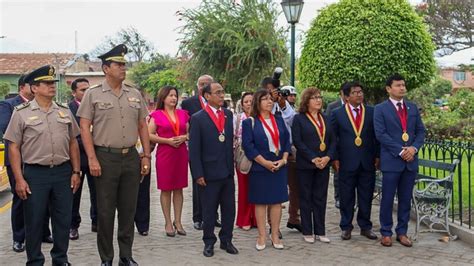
{"left": 234, "top": 115, "right": 254, "bottom": 174}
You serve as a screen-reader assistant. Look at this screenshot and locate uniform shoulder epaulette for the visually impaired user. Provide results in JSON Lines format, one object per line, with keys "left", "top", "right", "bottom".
{"left": 88, "top": 84, "right": 101, "bottom": 90}
{"left": 14, "top": 102, "right": 30, "bottom": 111}
{"left": 124, "top": 82, "right": 136, "bottom": 88}
{"left": 55, "top": 101, "right": 69, "bottom": 109}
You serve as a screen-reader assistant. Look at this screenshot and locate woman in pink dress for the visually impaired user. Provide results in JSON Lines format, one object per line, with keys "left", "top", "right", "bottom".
{"left": 148, "top": 86, "right": 189, "bottom": 237}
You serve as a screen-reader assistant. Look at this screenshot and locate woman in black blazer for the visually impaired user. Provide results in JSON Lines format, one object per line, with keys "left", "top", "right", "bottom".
{"left": 291, "top": 87, "right": 336, "bottom": 244}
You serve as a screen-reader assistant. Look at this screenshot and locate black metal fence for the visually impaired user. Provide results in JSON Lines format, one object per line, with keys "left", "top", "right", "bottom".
{"left": 419, "top": 138, "right": 473, "bottom": 229}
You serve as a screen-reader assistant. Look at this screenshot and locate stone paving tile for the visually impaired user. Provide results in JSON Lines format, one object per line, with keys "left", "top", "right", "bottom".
{"left": 0, "top": 166, "right": 473, "bottom": 265}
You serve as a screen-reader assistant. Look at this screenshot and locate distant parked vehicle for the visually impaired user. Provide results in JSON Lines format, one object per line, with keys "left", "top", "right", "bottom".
{"left": 0, "top": 142, "right": 10, "bottom": 192}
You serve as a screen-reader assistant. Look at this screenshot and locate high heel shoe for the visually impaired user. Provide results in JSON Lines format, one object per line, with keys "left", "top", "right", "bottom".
{"left": 173, "top": 222, "right": 186, "bottom": 236}
{"left": 165, "top": 224, "right": 176, "bottom": 237}
{"left": 256, "top": 236, "right": 266, "bottom": 251}
{"left": 270, "top": 238, "right": 284, "bottom": 250}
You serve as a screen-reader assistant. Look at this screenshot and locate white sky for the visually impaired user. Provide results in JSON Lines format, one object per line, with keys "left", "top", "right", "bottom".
{"left": 0, "top": 0, "right": 421, "bottom": 57}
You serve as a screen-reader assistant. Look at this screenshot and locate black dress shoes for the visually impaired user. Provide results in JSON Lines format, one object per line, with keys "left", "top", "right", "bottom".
{"left": 69, "top": 228, "right": 79, "bottom": 240}
{"left": 42, "top": 235, "right": 54, "bottom": 243}
{"left": 100, "top": 260, "right": 112, "bottom": 266}
{"left": 361, "top": 229, "right": 378, "bottom": 240}
{"left": 138, "top": 231, "right": 148, "bottom": 236}
{"left": 287, "top": 222, "right": 303, "bottom": 233}
{"left": 193, "top": 221, "right": 203, "bottom": 230}
{"left": 12, "top": 241, "right": 25, "bottom": 252}
{"left": 335, "top": 200, "right": 340, "bottom": 209}
{"left": 203, "top": 244, "right": 214, "bottom": 257}
{"left": 220, "top": 242, "right": 239, "bottom": 255}
{"left": 215, "top": 219, "right": 222, "bottom": 227}
{"left": 54, "top": 263, "right": 71, "bottom": 266}
{"left": 119, "top": 257, "right": 138, "bottom": 266}
{"left": 341, "top": 230, "right": 352, "bottom": 240}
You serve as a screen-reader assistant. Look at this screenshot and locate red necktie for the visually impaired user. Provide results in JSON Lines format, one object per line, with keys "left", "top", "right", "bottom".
{"left": 354, "top": 107, "right": 361, "bottom": 129}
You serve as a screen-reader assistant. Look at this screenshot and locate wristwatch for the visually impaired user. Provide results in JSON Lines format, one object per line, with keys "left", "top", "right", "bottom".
{"left": 72, "top": 170, "right": 81, "bottom": 175}
{"left": 142, "top": 154, "right": 152, "bottom": 159}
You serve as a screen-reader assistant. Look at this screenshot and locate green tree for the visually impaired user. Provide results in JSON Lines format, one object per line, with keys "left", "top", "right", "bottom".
{"left": 299, "top": 0, "right": 436, "bottom": 103}
{"left": 0, "top": 82, "right": 10, "bottom": 99}
{"left": 128, "top": 54, "right": 179, "bottom": 90}
{"left": 145, "top": 69, "right": 185, "bottom": 97}
{"left": 178, "top": 0, "right": 288, "bottom": 97}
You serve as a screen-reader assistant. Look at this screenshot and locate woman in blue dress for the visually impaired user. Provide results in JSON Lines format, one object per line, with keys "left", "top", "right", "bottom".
{"left": 242, "top": 89, "right": 291, "bottom": 251}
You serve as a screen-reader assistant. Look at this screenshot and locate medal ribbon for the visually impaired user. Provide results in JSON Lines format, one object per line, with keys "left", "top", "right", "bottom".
{"left": 306, "top": 112, "right": 326, "bottom": 144}
{"left": 205, "top": 105, "right": 225, "bottom": 134}
{"left": 395, "top": 102, "right": 408, "bottom": 133}
{"left": 345, "top": 104, "right": 365, "bottom": 138}
{"left": 162, "top": 110, "right": 180, "bottom": 136}
{"left": 259, "top": 114, "right": 280, "bottom": 152}
{"left": 199, "top": 96, "right": 206, "bottom": 109}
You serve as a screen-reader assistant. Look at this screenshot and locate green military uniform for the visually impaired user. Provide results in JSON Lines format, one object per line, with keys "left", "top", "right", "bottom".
{"left": 4, "top": 65, "right": 80, "bottom": 266}
{"left": 77, "top": 44, "right": 149, "bottom": 263}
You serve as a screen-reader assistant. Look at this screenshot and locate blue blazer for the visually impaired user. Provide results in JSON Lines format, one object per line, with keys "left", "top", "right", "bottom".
{"left": 189, "top": 108, "right": 234, "bottom": 181}
{"left": 374, "top": 99, "right": 425, "bottom": 172}
{"left": 242, "top": 115, "right": 291, "bottom": 172}
{"left": 181, "top": 95, "right": 202, "bottom": 117}
{"left": 291, "top": 112, "right": 336, "bottom": 170}
{"left": 0, "top": 95, "right": 26, "bottom": 166}
{"left": 331, "top": 104, "right": 380, "bottom": 172}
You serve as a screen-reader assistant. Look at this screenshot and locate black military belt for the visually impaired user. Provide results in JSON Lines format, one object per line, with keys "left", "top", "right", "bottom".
{"left": 95, "top": 146, "right": 135, "bottom": 154}
{"left": 25, "top": 161, "right": 69, "bottom": 169}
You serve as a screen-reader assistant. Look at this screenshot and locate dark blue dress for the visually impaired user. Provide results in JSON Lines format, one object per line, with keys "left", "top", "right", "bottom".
{"left": 241, "top": 115, "right": 291, "bottom": 204}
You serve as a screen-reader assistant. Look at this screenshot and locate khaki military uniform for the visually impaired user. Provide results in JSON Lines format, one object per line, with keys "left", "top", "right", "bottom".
{"left": 77, "top": 80, "right": 148, "bottom": 261}
{"left": 4, "top": 99, "right": 80, "bottom": 265}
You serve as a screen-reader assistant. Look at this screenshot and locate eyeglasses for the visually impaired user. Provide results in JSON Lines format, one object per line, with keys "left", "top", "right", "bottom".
{"left": 309, "top": 95, "right": 323, "bottom": 100}
{"left": 350, "top": 90, "right": 363, "bottom": 95}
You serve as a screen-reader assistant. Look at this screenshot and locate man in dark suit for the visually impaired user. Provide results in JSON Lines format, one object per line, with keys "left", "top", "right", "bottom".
{"left": 331, "top": 81, "right": 379, "bottom": 241}
{"left": 374, "top": 74, "right": 425, "bottom": 248}
{"left": 0, "top": 75, "right": 53, "bottom": 253}
{"left": 181, "top": 74, "right": 221, "bottom": 230}
{"left": 325, "top": 87, "right": 346, "bottom": 209}
{"left": 189, "top": 82, "right": 238, "bottom": 257}
{"left": 68, "top": 78, "right": 98, "bottom": 240}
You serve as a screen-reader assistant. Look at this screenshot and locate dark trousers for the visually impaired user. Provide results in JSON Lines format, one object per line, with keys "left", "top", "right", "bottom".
{"left": 198, "top": 178, "right": 235, "bottom": 246}
{"left": 287, "top": 160, "right": 300, "bottom": 224}
{"left": 71, "top": 165, "right": 97, "bottom": 229}
{"left": 339, "top": 165, "right": 375, "bottom": 231}
{"left": 379, "top": 169, "right": 416, "bottom": 237}
{"left": 297, "top": 168, "right": 330, "bottom": 236}
{"left": 95, "top": 149, "right": 141, "bottom": 261}
{"left": 333, "top": 171, "right": 339, "bottom": 201}
{"left": 23, "top": 163, "right": 73, "bottom": 266}
{"left": 192, "top": 171, "right": 219, "bottom": 223}
{"left": 134, "top": 172, "right": 150, "bottom": 233}
{"left": 7, "top": 166, "right": 51, "bottom": 243}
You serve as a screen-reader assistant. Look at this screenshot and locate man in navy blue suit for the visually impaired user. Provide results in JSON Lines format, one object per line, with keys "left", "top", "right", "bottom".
{"left": 331, "top": 81, "right": 379, "bottom": 241}
{"left": 181, "top": 74, "right": 221, "bottom": 231}
{"left": 189, "top": 82, "right": 238, "bottom": 257}
{"left": 0, "top": 75, "right": 52, "bottom": 253}
{"left": 374, "top": 74, "right": 425, "bottom": 247}
{"left": 68, "top": 78, "right": 98, "bottom": 240}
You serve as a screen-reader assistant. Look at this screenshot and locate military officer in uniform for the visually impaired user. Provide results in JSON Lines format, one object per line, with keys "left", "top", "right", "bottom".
{"left": 77, "top": 44, "right": 151, "bottom": 266}
{"left": 4, "top": 65, "right": 81, "bottom": 265}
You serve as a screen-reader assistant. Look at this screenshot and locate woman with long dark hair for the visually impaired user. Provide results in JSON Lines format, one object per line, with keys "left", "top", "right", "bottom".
{"left": 242, "top": 89, "right": 291, "bottom": 251}
{"left": 148, "top": 86, "right": 190, "bottom": 237}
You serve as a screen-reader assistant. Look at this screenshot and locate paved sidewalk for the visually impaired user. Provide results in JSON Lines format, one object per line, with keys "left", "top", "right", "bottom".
{"left": 0, "top": 167, "right": 473, "bottom": 265}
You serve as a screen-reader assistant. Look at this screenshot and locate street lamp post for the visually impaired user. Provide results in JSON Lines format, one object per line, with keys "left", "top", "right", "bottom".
{"left": 281, "top": 0, "right": 304, "bottom": 87}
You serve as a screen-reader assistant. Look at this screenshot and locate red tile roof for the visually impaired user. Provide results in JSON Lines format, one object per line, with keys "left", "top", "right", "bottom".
{"left": 0, "top": 53, "right": 77, "bottom": 75}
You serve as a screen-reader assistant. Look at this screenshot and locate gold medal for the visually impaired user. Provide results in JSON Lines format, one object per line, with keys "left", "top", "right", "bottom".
{"left": 402, "top": 132, "right": 409, "bottom": 142}
{"left": 320, "top": 143, "right": 326, "bottom": 152}
{"left": 218, "top": 134, "right": 225, "bottom": 142}
{"left": 355, "top": 136, "right": 362, "bottom": 147}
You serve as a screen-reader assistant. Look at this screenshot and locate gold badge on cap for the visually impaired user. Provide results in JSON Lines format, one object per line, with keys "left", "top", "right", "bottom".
{"left": 48, "top": 66, "right": 54, "bottom": 76}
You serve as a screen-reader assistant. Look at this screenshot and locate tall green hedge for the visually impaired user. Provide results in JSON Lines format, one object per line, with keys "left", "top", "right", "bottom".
{"left": 299, "top": 0, "right": 436, "bottom": 102}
